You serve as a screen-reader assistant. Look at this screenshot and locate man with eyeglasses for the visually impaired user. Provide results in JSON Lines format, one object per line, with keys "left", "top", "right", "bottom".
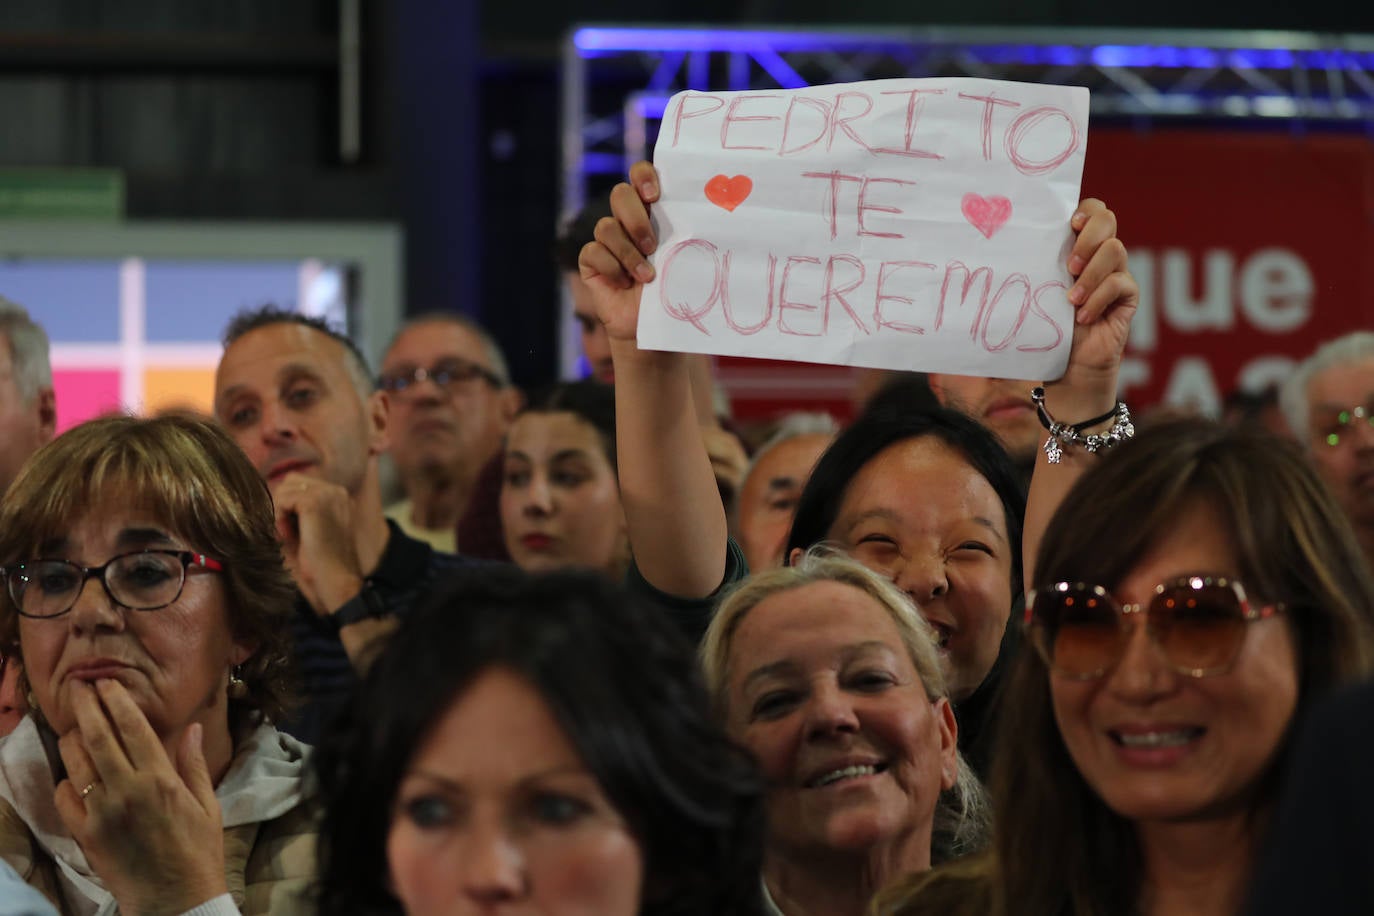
{"left": 214, "top": 306, "right": 475, "bottom": 743}
{"left": 378, "top": 314, "right": 521, "bottom": 552}
{"left": 1280, "top": 330, "right": 1374, "bottom": 568}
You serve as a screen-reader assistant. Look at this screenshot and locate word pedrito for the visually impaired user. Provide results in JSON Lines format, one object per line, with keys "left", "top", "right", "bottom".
{"left": 667, "top": 88, "right": 1081, "bottom": 177}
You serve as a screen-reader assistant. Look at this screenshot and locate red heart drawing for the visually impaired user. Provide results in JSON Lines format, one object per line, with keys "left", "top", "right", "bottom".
{"left": 705, "top": 174, "right": 753, "bottom": 212}
{"left": 961, "top": 193, "right": 1013, "bottom": 239}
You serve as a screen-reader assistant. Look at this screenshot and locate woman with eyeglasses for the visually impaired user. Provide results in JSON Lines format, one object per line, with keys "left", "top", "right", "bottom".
{"left": 872, "top": 417, "right": 1374, "bottom": 916}
{"left": 0, "top": 413, "right": 314, "bottom": 914}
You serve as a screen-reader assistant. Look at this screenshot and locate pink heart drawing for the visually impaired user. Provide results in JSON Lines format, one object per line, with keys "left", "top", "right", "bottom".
{"left": 705, "top": 174, "right": 753, "bottom": 212}
{"left": 961, "top": 193, "right": 1013, "bottom": 239}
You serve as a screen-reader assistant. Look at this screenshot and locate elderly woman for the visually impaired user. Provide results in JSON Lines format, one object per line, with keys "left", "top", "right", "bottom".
{"left": 702, "top": 550, "right": 988, "bottom": 916}
{"left": 0, "top": 414, "right": 314, "bottom": 914}
{"left": 314, "top": 566, "right": 766, "bottom": 915}
{"left": 873, "top": 418, "right": 1374, "bottom": 916}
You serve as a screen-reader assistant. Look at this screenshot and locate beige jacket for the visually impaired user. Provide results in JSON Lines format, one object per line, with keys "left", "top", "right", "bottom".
{"left": 0, "top": 718, "right": 317, "bottom": 916}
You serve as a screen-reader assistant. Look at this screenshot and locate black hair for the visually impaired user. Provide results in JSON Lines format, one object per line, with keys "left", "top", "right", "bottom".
{"left": 553, "top": 197, "right": 615, "bottom": 272}
{"left": 521, "top": 379, "right": 618, "bottom": 476}
{"left": 313, "top": 566, "right": 766, "bottom": 916}
{"left": 863, "top": 372, "right": 941, "bottom": 416}
{"left": 980, "top": 417, "right": 1374, "bottom": 916}
{"left": 222, "top": 304, "right": 374, "bottom": 390}
{"left": 786, "top": 403, "right": 1026, "bottom": 596}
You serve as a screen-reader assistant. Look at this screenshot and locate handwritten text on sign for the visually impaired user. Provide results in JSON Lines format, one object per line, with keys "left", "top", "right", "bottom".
{"left": 636, "top": 78, "right": 1090, "bottom": 379}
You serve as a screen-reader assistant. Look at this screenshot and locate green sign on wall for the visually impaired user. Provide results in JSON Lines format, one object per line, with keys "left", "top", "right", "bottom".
{"left": 0, "top": 169, "right": 124, "bottom": 220}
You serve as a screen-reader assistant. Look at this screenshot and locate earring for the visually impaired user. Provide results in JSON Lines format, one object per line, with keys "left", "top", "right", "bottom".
{"left": 23, "top": 685, "right": 46, "bottom": 728}
{"left": 227, "top": 666, "right": 248, "bottom": 700}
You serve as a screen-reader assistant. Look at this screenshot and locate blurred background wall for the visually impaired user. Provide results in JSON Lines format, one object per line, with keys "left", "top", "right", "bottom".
{"left": 0, "top": 0, "right": 1370, "bottom": 424}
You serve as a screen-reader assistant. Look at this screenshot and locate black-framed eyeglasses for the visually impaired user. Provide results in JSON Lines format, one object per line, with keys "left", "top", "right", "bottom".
{"left": 1314, "top": 403, "right": 1374, "bottom": 448}
{"left": 378, "top": 357, "right": 504, "bottom": 395}
{"left": 2, "top": 550, "right": 225, "bottom": 619}
{"left": 1024, "top": 576, "right": 1283, "bottom": 680}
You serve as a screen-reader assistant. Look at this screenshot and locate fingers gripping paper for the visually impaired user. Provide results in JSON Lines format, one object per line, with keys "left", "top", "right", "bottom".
{"left": 637, "top": 78, "right": 1090, "bottom": 379}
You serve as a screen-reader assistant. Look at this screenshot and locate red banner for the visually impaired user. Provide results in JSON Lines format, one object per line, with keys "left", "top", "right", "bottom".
{"left": 1084, "top": 127, "right": 1374, "bottom": 412}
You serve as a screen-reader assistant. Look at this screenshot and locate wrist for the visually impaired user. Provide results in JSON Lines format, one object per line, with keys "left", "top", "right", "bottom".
{"left": 309, "top": 566, "right": 363, "bottom": 616}
{"left": 327, "top": 579, "right": 383, "bottom": 629}
{"left": 1031, "top": 387, "right": 1134, "bottom": 464}
{"left": 609, "top": 339, "right": 686, "bottom": 372}
{"left": 1040, "top": 369, "right": 1119, "bottom": 423}
{"left": 608, "top": 344, "right": 694, "bottom": 412}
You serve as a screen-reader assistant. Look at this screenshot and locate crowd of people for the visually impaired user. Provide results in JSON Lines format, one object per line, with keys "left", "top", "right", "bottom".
{"left": 0, "top": 151, "right": 1370, "bottom": 916}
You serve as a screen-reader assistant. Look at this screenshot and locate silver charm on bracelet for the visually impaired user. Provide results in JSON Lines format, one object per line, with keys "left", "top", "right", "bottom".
{"left": 1030, "top": 387, "right": 1135, "bottom": 464}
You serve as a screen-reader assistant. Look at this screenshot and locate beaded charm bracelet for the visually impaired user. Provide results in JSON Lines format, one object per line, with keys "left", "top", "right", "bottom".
{"left": 1030, "top": 386, "right": 1135, "bottom": 464}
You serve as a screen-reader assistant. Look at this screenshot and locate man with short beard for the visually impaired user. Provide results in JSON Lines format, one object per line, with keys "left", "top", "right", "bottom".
{"left": 214, "top": 307, "right": 473, "bottom": 742}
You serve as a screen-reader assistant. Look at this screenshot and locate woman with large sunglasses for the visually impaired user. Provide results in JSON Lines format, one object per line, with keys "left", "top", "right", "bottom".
{"left": 872, "top": 417, "right": 1374, "bottom": 916}
{"left": 0, "top": 413, "right": 314, "bottom": 914}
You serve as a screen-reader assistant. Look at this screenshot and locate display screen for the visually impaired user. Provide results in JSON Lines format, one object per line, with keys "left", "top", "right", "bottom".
{"left": 3, "top": 257, "right": 354, "bottom": 431}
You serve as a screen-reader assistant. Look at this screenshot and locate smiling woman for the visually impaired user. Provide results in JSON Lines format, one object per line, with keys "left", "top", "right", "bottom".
{"left": 874, "top": 419, "right": 1374, "bottom": 916}
{"left": 0, "top": 413, "right": 314, "bottom": 915}
{"left": 701, "top": 549, "right": 988, "bottom": 916}
{"left": 784, "top": 405, "right": 1026, "bottom": 776}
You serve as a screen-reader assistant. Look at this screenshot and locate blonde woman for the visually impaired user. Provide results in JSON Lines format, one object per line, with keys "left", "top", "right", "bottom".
{"left": 702, "top": 550, "right": 988, "bottom": 916}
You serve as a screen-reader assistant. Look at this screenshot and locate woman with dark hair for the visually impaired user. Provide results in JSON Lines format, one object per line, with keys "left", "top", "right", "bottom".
{"left": 786, "top": 406, "right": 1025, "bottom": 592}
{"left": 573, "top": 160, "right": 1137, "bottom": 656}
{"left": 499, "top": 380, "right": 629, "bottom": 579}
{"left": 0, "top": 413, "right": 312, "bottom": 914}
{"left": 783, "top": 404, "right": 1027, "bottom": 772}
{"left": 313, "top": 566, "right": 766, "bottom": 916}
{"left": 874, "top": 418, "right": 1374, "bottom": 916}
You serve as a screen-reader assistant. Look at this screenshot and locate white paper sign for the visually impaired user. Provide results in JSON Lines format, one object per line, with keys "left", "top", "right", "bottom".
{"left": 637, "top": 77, "right": 1090, "bottom": 378}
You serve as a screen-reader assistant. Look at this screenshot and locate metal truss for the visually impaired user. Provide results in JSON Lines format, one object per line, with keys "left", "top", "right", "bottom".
{"left": 561, "top": 25, "right": 1374, "bottom": 214}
